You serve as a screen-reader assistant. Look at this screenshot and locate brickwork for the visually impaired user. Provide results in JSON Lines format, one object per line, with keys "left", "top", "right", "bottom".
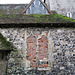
{"left": 38, "top": 35, "right": 49, "bottom": 67}
{"left": 26, "top": 32, "right": 49, "bottom": 68}
{"left": 27, "top": 35, "right": 37, "bottom": 67}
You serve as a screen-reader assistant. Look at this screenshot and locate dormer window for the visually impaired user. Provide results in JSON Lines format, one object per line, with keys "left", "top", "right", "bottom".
{"left": 32, "top": 3, "right": 34, "bottom": 7}
{"left": 27, "top": 8, "right": 30, "bottom": 14}
{"left": 33, "top": 1, "right": 35, "bottom": 5}
{"left": 23, "top": 0, "right": 50, "bottom": 14}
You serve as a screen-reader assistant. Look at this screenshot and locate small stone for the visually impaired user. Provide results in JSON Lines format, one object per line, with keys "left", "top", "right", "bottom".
{"left": 60, "top": 67, "right": 65, "bottom": 70}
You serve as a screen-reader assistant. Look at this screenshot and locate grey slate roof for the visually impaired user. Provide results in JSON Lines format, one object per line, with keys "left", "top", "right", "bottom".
{"left": 0, "top": 4, "right": 28, "bottom": 14}
{"left": 0, "top": 14, "right": 75, "bottom": 24}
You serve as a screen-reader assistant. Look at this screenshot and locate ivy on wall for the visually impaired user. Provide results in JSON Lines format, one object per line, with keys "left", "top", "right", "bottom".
{"left": 0, "top": 33, "right": 14, "bottom": 50}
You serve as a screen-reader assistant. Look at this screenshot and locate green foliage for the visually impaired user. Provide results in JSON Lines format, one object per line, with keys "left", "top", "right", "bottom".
{"left": 0, "top": 33, "right": 14, "bottom": 50}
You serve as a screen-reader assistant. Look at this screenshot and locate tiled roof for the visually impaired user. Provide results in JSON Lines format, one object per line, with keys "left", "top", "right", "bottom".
{"left": 0, "top": 13, "right": 75, "bottom": 24}
{"left": 0, "top": 4, "right": 28, "bottom": 14}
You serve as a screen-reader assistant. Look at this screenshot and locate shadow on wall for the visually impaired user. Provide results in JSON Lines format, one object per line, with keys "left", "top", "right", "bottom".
{"left": 0, "top": 50, "right": 11, "bottom": 75}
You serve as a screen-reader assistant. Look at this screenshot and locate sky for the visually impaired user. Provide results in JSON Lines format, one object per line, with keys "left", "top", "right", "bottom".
{"left": 0, "top": 0, "right": 31, "bottom": 4}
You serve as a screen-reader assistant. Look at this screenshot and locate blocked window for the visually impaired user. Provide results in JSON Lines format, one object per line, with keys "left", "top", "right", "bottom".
{"left": 27, "top": 35, "right": 37, "bottom": 67}
{"left": 38, "top": 35, "right": 48, "bottom": 60}
{"left": 26, "top": 34, "right": 49, "bottom": 68}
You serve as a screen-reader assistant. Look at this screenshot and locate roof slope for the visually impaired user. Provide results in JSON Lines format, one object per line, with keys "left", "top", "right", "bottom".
{"left": 0, "top": 4, "right": 28, "bottom": 14}
{"left": 22, "top": 0, "right": 50, "bottom": 14}
{"left": 0, "top": 33, "right": 14, "bottom": 50}
{"left": 0, "top": 13, "right": 75, "bottom": 24}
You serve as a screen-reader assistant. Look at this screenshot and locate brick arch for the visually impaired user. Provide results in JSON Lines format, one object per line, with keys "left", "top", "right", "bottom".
{"left": 26, "top": 35, "right": 37, "bottom": 67}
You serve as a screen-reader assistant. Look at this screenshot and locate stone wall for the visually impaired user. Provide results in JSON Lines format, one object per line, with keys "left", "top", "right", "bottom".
{"left": 0, "top": 28, "right": 75, "bottom": 75}
{"left": 46, "top": 0, "right": 75, "bottom": 19}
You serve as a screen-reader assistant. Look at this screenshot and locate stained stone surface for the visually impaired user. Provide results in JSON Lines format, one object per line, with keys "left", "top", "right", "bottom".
{"left": 46, "top": 0, "right": 75, "bottom": 19}
{"left": 0, "top": 28, "right": 75, "bottom": 75}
